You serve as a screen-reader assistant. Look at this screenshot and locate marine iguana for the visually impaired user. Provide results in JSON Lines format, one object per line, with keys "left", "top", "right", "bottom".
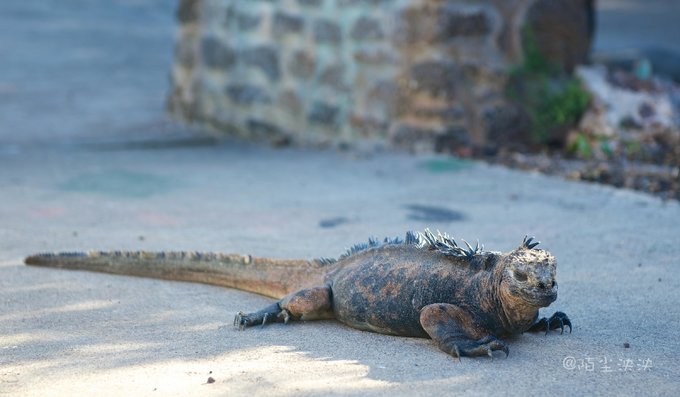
{"left": 25, "top": 230, "right": 570, "bottom": 359}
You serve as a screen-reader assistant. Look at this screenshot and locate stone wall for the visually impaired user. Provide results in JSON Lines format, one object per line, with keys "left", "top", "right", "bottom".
{"left": 167, "top": 0, "right": 592, "bottom": 151}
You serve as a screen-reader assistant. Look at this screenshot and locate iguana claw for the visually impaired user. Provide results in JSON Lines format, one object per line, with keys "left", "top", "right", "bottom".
{"left": 445, "top": 336, "right": 509, "bottom": 359}
{"left": 528, "top": 311, "right": 572, "bottom": 334}
{"left": 233, "top": 311, "right": 250, "bottom": 331}
{"left": 277, "top": 309, "right": 291, "bottom": 324}
{"left": 233, "top": 303, "right": 290, "bottom": 330}
{"left": 234, "top": 304, "right": 292, "bottom": 330}
{"left": 476, "top": 335, "right": 510, "bottom": 359}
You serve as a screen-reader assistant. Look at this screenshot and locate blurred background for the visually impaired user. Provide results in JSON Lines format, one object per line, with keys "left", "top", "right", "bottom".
{"left": 0, "top": 0, "right": 679, "bottom": 198}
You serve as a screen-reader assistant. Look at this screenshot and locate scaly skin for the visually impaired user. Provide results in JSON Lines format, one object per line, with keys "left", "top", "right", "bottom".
{"left": 26, "top": 230, "right": 571, "bottom": 359}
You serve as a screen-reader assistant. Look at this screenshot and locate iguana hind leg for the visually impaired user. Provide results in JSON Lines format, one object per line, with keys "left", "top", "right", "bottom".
{"left": 420, "top": 303, "right": 509, "bottom": 360}
{"left": 235, "top": 285, "right": 334, "bottom": 330}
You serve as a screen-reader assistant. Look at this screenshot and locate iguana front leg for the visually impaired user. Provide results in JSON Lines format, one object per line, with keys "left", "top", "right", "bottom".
{"left": 235, "top": 285, "right": 334, "bottom": 330}
{"left": 419, "top": 303, "right": 509, "bottom": 359}
{"left": 526, "top": 311, "right": 572, "bottom": 335}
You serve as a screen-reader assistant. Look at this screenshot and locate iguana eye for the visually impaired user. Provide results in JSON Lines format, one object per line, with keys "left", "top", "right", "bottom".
{"left": 513, "top": 270, "right": 528, "bottom": 282}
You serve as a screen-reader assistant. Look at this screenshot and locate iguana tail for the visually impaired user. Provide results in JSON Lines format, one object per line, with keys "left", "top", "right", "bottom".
{"left": 25, "top": 251, "right": 329, "bottom": 299}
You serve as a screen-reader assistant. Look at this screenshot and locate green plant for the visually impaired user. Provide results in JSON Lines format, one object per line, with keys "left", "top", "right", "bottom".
{"left": 516, "top": 28, "right": 558, "bottom": 76}
{"left": 534, "top": 79, "right": 590, "bottom": 142}
{"left": 505, "top": 28, "right": 590, "bottom": 146}
{"left": 624, "top": 140, "right": 643, "bottom": 157}
{"left": 599, "top": 138, "right": 614, "bottom": 159}
{"left": 567, "top": 132, "right": 592, "bottom": 159}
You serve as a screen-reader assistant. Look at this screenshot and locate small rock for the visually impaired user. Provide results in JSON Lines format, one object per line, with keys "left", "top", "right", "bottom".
{"left": 298, "top": 0, "right": 322, "bottom": 6}
{"left": 236, "top": 13, "right": 261, "bottom": 31}
{"left": 288, "top": 51, "right": 316, "bottom": 78}
{"left": 273, "top": 12, "right": 304, "bottom": 35}
{"left": 314, "top": 19, "right": 342, "bottom": 44}
{"left": 436, "top": 8, "right": 491, "bottom": 39}
{"left": 226, "top": 84, "right": 272, "bottom": 105}
{"left": 240, "top": 46, "right": 280, "bottom": 81}
{"left": 409, "top": 61, "right": 459, "bottom": 98}
{"left": 308, "top": 102, "right": 340, "bottom": 127}
{"left": 350, "top": 16, "right": 384, "bottom": 41}
{"left": 318, "top": 63, "right": 347, "bottom": 89}
{"left": 201, "top": 37, "right": 236, "bottom": 70}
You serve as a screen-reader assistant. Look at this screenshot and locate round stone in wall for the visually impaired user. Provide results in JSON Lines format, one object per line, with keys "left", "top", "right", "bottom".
{"left": 523, "top": 0, "right": 594, "bottom": 73}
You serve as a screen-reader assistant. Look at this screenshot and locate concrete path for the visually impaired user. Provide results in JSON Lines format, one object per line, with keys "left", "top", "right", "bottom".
{"left": 595, "top": 0, "right": 680, "bottom": 55}
{"left": 2, "top": 141, "right": 679, "bottom": 396}
{"left": 0, "top": 0, "right": 178, "bottom": 147}
{"left": 1, "top": 1, "right": 679, "bottom": 396}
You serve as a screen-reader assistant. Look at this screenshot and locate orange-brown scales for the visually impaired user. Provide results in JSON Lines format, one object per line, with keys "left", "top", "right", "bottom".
{"left": 26, "top": 230, "right": 570, "bottom": 359}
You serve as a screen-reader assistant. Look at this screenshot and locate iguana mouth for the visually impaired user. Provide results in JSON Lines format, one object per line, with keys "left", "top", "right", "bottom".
{"left": 523, "top": 289, "right": 557, "bottom": 307}
{"left": 508, "top": 278, "right": 557, "bottom": 307}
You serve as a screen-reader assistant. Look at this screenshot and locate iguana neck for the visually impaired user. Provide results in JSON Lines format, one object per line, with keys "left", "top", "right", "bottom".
{"left": 494, "top": 258, "right": 540, "bottom": 334}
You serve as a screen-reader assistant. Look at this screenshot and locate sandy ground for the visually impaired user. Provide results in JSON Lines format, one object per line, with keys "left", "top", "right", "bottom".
{"left": 1, "top": 1, "right": 680, "bottom": 396}
{"left": 1, "top": 144, "right": 679, "bottom": 396}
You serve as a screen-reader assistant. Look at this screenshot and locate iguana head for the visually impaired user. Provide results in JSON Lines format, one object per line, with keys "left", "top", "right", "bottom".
{"left": 500, "top": 237, "right": 557, "bottom": 308}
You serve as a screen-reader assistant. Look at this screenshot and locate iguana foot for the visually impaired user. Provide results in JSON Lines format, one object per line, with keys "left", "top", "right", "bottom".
{"left": 419, "top": 303, "right": 509, "bottom": 360}
{"left": 441, "top": 335, "right": 510, "bottom": 360}
{"left": 527, "top": 311, "right": 572, "bottom": 335}
{"left": 234, "top": 286, "right": 334, "bottom": 330}
{"left": 233, "top": 303, "right": 291, "bottom": 330}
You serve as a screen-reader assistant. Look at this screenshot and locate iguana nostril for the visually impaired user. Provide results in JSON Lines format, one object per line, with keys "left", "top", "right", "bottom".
{"left": 538, "top": 279, "right": 556, "bottom": 289}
